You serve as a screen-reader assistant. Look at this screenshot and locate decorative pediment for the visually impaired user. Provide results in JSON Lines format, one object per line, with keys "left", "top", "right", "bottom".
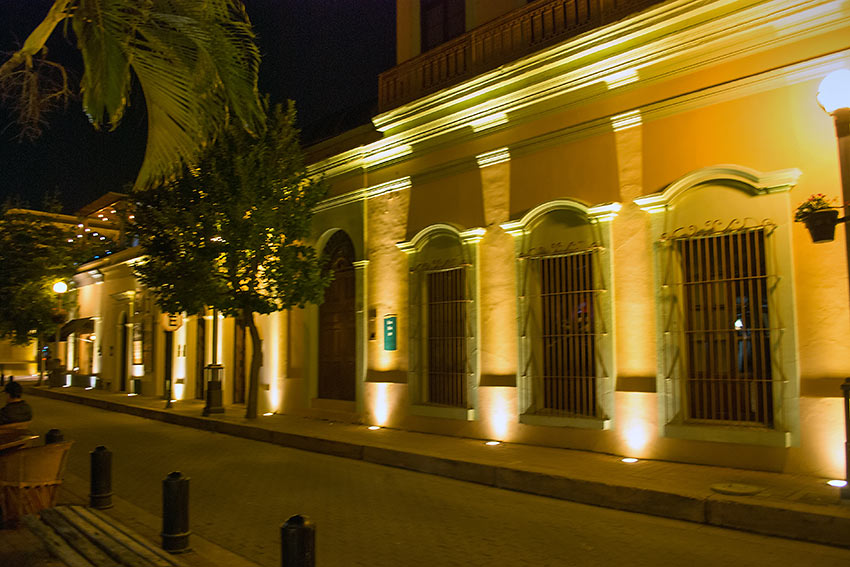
{"left": 635, "top": 166, "right": 802, "bottom": 213}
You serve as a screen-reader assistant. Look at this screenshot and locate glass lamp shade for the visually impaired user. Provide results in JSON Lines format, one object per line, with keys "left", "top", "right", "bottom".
{"left": 52, "top": 281, "right": 68, "bottom": 294}
{"left": 817, "top": 69, "right": 850, "bottom": 114}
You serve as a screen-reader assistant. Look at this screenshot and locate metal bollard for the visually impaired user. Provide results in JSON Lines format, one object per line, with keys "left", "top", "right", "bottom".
{"left": 45, "top": 429, "right": 64, "bottom": 444}
{"left": 89, "top": 446, "right": 113, "bottom": 509}
{"left": 162, "top": 471, "right": 191, "bottom": 553}
{"left": 281, "top": 515, "right": 315, "bottom": 567}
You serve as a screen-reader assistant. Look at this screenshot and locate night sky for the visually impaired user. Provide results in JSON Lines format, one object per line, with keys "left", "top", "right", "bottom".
{"left": 0, "top": 0, "right": 396, "bottom": 213}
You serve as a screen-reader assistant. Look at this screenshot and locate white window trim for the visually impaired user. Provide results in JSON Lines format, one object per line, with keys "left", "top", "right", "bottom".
{"left": 637, "top": 165, "right": 802, "bottom": 447}
{"left": 397, "top": 224, "right": 484, "bottom": 421}
{"left": 502, "top": 200, "right": 620, "bottom": 430}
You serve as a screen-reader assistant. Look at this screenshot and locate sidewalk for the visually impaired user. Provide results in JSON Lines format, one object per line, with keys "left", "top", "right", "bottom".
{"left": 24, "top": 383, "right": 850, "bottom": 550}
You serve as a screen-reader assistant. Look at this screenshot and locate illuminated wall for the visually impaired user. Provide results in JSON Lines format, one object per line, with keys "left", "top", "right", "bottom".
{"left": 361, "top": 185, "right": 412, "bottom": 427}
{"left": 77, "top": 251, "right": 138, "bottom": 393}
{"left": 477, "top": 153, "right": 518, "bottom": 383}
{"left": 172, "top": 323, "right": 187, "bottom": 401}
{"left": 611, "top": 115, "right": 656, "bottom": 381}
{"left": 367, "top": 185, "right": 411, "bottom": 376}
{"left": 310, "top": 0, "right": 850, "bottom": 476}
{"left": 0, "top": 342, "right": 36, "bottom": 376}
{"left": 261, "top": 310, "right": 285, "bottom": 414}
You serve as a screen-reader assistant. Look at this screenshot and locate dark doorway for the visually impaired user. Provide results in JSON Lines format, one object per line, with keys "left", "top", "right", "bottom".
{"left": 119, "top": 312, "right": 128, "bottom": 392}
{"left": 425, "top": 267, "right": 467, "bottom": 407}
{"left": 195, "top": 314, "right": 206, "bottom": 400}
{"left": 318, "top": 231, "right": 357, "bottom": 401}
{"left": 233, "top": 317, "right": 246, "bottom": 404}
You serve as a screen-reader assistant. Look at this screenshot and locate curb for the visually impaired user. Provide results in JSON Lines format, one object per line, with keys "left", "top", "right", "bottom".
{"left": 28, "top": 386, "right": 850, "bottom": 549}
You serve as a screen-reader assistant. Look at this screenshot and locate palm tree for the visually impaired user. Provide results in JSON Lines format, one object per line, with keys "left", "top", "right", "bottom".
{"left": 0, "top": 0, "right": 264, "bottom": 189}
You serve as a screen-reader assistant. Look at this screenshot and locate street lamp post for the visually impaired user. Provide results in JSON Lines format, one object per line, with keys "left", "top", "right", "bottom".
{"left": 52, "top": 281, "right": 68, "bottom": 388}
{"left": 52, "top": 280, "right": 68, "bottom": 349}
{"left": 818, "top": 69, "right": 850, "bottom": 292}
{"left": 817, "top": 69, "right": 850, "bottom": 499}
{"left": 202, "top": 308, "right": 225, "bottom": 416}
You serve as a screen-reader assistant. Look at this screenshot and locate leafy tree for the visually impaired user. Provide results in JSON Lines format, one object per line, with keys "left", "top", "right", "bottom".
{"left": 0, "top": 207, "right": 113, "bottom": 347}
{"left": 132, "top": 101, "right": 330, "bottom": 418}
{"left": 0, "top": 0, "right": 264, "bottom": 189}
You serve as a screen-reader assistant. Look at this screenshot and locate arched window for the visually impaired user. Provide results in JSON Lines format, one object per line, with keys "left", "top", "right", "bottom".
{"left": 636, "top": 165, "right": 801, "bottom": 446}
{"left": 503, "top": 201, "right": 618, "bottom": 428}
{"left": 398, "top": 224, "right": 484, "bottom": 419}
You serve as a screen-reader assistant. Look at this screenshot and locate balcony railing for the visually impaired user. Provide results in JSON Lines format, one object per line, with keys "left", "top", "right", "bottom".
{"left": 378, "top": 0, "right": 663, "bottom": 113}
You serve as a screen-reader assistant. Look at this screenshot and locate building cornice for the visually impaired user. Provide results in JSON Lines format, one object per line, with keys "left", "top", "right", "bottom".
{"left": 79, "top": 246, "right": 145, "bottom": 275}
{"left": 307, "top": 0, "right": 847, "bottom": 184}
{"left": 313, "top": 177, "right": 412, "bottom": 214}
{"left": 372, "top": 1, "right": 843, "bottom": 136}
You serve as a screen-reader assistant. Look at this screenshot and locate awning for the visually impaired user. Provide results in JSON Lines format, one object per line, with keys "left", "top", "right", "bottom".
{"left": 60, "top": 318, "right": 94, "bottom": 340}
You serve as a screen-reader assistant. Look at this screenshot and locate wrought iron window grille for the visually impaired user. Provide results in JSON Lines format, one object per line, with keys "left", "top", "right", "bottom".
{"left": 660, "top": 221, "right": 780, "bottom": 427}
{"left": 521, "top": 247, "right": 606, "bottom": 418}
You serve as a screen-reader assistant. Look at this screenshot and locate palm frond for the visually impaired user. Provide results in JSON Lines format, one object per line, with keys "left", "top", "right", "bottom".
{"left": 71, "top": 0, "right": 264, "bottom": 188}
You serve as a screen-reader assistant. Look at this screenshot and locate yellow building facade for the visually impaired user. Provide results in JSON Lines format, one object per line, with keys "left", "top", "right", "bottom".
{"left": 71, "top": 0, "right": 850, "bottom": 479}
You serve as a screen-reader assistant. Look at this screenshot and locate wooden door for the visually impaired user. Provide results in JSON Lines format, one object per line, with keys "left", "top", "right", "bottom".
{"left": 318, "top": 232, "right": 357, "bottom": 401}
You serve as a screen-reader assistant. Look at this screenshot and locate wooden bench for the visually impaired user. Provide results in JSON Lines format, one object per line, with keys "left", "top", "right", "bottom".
{"left": 0, "top": 420, "right": 33, "bottom": 431}
{"left": 0, "top": 421, "right": 38, "bottom": 451}
{"left": 24, "top": 505, "right": 188, "bottom": 567}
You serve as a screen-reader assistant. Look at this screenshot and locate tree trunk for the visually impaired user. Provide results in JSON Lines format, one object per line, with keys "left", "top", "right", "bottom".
{"left": 243, "top": 308, "right": 263, "bottom": 419}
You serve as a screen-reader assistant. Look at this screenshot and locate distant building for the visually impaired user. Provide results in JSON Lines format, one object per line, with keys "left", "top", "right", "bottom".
{"left": 0, "top": 193, "right": 125, "bottom": 376}
{"left": 69, "top": 0, "right": 850, "bottom": 478}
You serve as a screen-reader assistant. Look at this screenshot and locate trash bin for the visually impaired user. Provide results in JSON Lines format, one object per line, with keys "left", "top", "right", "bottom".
{"left": 49, "top": 363, "right": 65, "bottom": 388}
{"left": 202, "top": 364, "right": 224, "bottom": 416}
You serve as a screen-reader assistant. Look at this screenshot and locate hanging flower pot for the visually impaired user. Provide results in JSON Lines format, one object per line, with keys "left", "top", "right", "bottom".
{"left": 803, "top": 208, "right": 839, "bottom": 243}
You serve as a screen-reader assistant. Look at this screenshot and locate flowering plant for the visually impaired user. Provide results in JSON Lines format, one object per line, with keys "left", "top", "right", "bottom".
{"left": 794, "top": 194, "right": 837, "bottom": 222}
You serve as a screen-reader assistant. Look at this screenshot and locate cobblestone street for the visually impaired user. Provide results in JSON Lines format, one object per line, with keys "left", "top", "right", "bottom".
{"left": 26, "top": 396, "right": 850, "bottom": 567}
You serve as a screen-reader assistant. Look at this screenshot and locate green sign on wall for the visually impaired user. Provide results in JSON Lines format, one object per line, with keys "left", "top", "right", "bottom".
{"left": 384, "top": 315, "right": 397, "bottom": 351}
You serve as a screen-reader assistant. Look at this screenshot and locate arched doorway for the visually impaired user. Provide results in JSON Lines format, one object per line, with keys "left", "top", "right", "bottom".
{"left": 318, "top": 231, "right": 356, "bottom": 401}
